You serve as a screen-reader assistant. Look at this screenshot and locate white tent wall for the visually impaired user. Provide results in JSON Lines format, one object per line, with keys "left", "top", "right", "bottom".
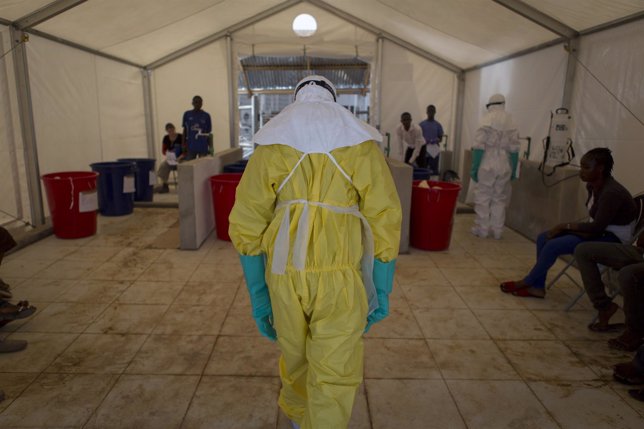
{"left": 570, "top": 19, "right": 644, "bottom": 193}
{"left": 460, "top": 44, "right": 568, "bottom": 174}
{"left": 152, "top": 39, "right": 231, "bottom": 157}
{"left": 379, "top": 40, "right": 456, "bottom": 162}
{"left": 0, "top": 24, "right": 30, "bottom": 225}
{"left": 27, "top": 34, "right": 147, "bottom": 176}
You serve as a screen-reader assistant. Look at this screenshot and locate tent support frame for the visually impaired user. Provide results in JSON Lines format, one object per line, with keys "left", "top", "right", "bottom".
{"left": 561, "top": 38, "right": 579, "bottom": 110}
{"left": 26, "top": 28, "right": 143, "bottom": 68}
{"left": 147, "top": 0, "right": 301, "bottom": 70}
{"left": 10, "top": 27, "right": 44, "bottom": 226}
{"left": 15, "top": 0, "right": 87, "bottom": 30}
{"left": 453, "top": 72, "right": 466, "bottom": 176}
{"left": 142, "top": 70, "right": 156, "bottom": 158}
{"left": 308, "top": 0, "right": 462, "bottom": 74}
{"left": 373, "top": 35, "right": 384, "bottom": 129}
{"left": 226, "top": 34, "right": 238, "bottom": 149}
{"left": 491, "top": 0, "right": 578, "bottom": 39}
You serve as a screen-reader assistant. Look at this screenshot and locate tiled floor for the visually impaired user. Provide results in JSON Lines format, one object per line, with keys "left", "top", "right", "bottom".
{"left": 1, "top": 208, "right": 643, "bottom": 428}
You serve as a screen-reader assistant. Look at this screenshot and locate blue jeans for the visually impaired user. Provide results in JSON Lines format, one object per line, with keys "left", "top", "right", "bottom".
{"left": 523, "top": 231, "right": 621, "bottom": 289}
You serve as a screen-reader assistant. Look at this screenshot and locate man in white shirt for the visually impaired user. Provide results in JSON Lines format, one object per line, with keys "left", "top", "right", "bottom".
{"left": 396, "top": 112, "right": 427, "bottom": 167}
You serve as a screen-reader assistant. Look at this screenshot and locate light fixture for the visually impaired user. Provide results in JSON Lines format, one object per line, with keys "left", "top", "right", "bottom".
{"left": 292, "top": 13, "right": 317, "bottom": 37}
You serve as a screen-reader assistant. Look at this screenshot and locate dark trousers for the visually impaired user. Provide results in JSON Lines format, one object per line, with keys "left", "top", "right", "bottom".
{"left": 404, "top": 146, "right": 427, "bottom": 168}
{"left": 575, "top": 242, "right": 644, "bottom": 335}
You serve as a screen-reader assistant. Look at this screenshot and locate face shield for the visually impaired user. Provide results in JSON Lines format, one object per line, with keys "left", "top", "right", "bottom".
{"left": 486, "top": 94, "right": 505, "bottom": 110}
{"left": 294, "top": 75, "right": 337, "bottom": 102}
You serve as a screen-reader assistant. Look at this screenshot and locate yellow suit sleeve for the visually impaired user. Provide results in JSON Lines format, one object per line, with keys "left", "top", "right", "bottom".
{"left": 228, "top": 146, "right": 277, "bottom": 256}
{"left": 345, "top": 141, "right": 402, "bottom": 262}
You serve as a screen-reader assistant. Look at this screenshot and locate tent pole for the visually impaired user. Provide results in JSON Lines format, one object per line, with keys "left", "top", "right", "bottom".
{"left": 308, "top": 0, "right": 462, "bottom": 74}
{"left": 0, "top": 31, "right": 24, "bottom": 221}
{"left": 491, "top": 0, "right": 577, "bottom": 39}
{"left": 561, "top": 38, "right": 579, "bottom": 110}
{"left": 14, "top": 0, "right": 87, "bottom": 30}
{"left": 142, "top": 69, "right": 156, "bottom": 158}
{"left": 26, "top": 29, "right": 143, "bottom": 68}
{"left": 10, "top": 27, "right": 45, "bottom": 226}
{"left": 453, "top": 72, "right": 466, "bottom": 178}
{"left": 374, "top": 35, "right": 384, "bottom": 129}
{"left": 226, "top": 34, "right": 237, "bottom": 149}
{"left": 146, "top": 0, "right": 301, "bottom": 70}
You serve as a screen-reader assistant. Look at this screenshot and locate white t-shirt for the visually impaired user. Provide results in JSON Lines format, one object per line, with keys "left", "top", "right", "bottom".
{"left": 396, "top": 123, "right": 425, "bottom": 163}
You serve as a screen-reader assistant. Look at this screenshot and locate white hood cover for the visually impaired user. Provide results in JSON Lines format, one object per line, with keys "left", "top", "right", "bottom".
{"left": 479, "top": 104, "right": 516, "bottom": 131}
{"left": 254, "top": 75, "right": 382, "bottom": 154}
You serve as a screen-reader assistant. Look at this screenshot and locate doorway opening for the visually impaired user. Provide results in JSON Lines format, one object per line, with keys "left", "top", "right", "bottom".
{"left": 238, "top": 55, "right": 371, "bottom": 157}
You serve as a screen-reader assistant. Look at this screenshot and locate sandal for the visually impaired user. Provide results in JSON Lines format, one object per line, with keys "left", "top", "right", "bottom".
{"left": 0, "top": 301, "right": 36, "bottom": 321}
{"left": 588, "top": 322, "right": 625, "bottom": 333}
{"left": 511, "top": 288, "right": 545, "bottom": 299}
{"left": 613, "top": 362, "right": 644, "bottom": 385}
{"left": 0, "top": 338, "right": 28, "bottom": 353}
{"left": 629, "top": 389, "right": 644, "bottom": 402}
{"left": 608, "top": 331, "right": 644, "bottom": 352}
{"left": 500, "top": 281, "right": 527, "bottom": 293}
{"left": 588, "top": 302, "right": 621, "bottom": 332}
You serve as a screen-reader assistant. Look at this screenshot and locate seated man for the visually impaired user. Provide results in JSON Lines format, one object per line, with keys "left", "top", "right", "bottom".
{"left": 0, "top": 226, "right": 36, "bottom": 341}
{"left": 574, "top": 232, "right": 644, "bottom": 351}
{"left": 0, "top": 227, "right": 37, "bottom": 404}
{"left": 155, "top": 122, "right": 185, "bottom": 194}
{"left": 613, "top": 343, "right": 644, "bottom": 402}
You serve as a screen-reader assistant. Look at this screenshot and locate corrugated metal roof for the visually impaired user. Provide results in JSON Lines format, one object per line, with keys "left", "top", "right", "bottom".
{"left": 239, "top": 55, "right": 369, "bottom": 91}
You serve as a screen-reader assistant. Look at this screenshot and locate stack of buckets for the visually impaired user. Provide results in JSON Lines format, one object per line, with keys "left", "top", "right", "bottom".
{"left": 41, "top": 158, "right": 156, "bottom": 239}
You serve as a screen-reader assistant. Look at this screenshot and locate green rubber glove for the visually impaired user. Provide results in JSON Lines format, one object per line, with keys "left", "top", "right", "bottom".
{"left": 365, "top": 259, "right": 396, "bottom": 333}
{"left": 509, "top": 152, "right": 519, "bottom": 180}
{"left": 239, "top": 254, "right": 276, "bottom": 341}
{"left": 470, "top": 148, "right": 484, "bottom": 183}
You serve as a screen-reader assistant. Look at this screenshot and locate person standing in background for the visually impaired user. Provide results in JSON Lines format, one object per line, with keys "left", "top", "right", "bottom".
{"left": 470, "top": 94, "right": 520, "bottom": 240}
{"left": 419, "top": 104, "right": 444, "bottom": 176}
{"left": 396, "top": 112, "right": 427, "bottom": 167}
{"left": 182, "top": 95, "right": 212, "bottom": 160}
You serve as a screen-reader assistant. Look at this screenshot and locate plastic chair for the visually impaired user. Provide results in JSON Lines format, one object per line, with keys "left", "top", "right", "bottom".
{"left": 546, "top": 192, "right": 644, "bottom": 311}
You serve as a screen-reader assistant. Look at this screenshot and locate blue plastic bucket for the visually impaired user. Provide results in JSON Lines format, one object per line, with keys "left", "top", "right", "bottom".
{"left": 90, "top": 161, "right": 136, "bottom": 216}
{"left": 118, "top": 158, "right": 156, "bottom": 202}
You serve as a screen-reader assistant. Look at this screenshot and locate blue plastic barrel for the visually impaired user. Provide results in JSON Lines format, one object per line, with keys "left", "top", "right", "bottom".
{"left": 90, "top": 161, "right": 136, "bottom": 216}
{"left": 117, "top": 158, "right": 156, "bottom": 201}
{"left": 413, "top": 168, "right": 430, "bottom": 181}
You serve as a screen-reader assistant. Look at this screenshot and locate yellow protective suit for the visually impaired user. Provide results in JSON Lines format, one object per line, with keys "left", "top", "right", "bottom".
{"left": 229, "top": 140, "right": 401, "bottom": 429}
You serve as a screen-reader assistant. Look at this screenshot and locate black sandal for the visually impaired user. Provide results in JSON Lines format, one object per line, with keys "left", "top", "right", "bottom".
{"left": 0, "top": 300, "right": 37, "bottom": 321}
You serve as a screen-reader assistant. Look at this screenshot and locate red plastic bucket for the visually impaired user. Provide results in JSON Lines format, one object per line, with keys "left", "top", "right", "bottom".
{"left": 209, "top": 173, "right": 243, "bottom": 241}
{"left": 410, "top": 180, "right": 461, "bottom": 251}
{"left": 42, "top": 171, "right": 99, "bottom": 239}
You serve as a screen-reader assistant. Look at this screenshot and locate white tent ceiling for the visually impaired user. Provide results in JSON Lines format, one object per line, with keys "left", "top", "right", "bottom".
{"left": 1, "top": 0, "right": 642, "bottom": 70}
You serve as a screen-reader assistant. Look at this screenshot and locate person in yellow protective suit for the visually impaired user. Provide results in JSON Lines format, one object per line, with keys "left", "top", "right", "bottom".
{"left": 229, "top": 75, "right": 402, "bottom": 429}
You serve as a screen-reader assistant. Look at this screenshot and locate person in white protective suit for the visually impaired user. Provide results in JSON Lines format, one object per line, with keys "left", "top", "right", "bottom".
{"left": 229, "top": 75, "right": 402, "bottom": 429}
{"left": 470, "top": 94, "right": 520, "bottom": 239}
